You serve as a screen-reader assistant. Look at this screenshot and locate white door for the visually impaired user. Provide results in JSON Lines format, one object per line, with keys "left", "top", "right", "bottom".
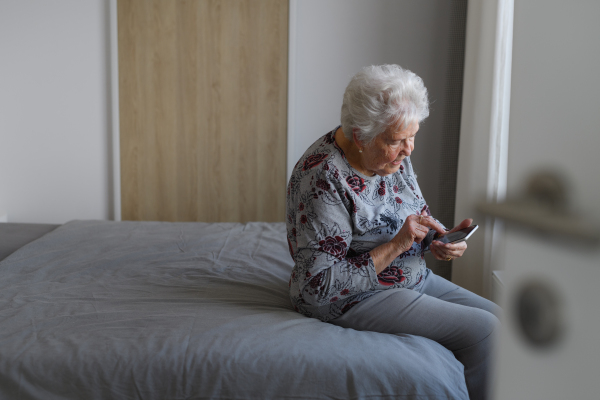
{"left": 492, "top": 1, "right": 600, "bottom": 399}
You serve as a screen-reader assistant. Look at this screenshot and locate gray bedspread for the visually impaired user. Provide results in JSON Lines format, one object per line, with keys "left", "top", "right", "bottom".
{"left": 0, "top": 220, "right": 468, "bottom": 400}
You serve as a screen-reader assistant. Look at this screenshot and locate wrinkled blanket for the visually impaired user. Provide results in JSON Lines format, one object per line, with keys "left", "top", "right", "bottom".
{"left": 0, "top": 220, "right": 468, "bottom": 399}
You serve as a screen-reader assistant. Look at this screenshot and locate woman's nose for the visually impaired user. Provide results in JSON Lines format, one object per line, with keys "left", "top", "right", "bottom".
{"left": 402, "top": 142, "right": 412, "bottom": 156}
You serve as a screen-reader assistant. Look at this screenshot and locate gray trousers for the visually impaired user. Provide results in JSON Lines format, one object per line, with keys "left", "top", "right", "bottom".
{"left": 330, "top": 269, "right": 501, "bottom": 400}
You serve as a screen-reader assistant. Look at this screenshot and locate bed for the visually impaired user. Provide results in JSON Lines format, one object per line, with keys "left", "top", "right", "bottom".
{"left": 0, "top": 220, "right": 469, "bottom": 399}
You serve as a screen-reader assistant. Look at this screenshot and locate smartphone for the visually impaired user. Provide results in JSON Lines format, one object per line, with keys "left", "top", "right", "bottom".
{"left": 423, "top": 224, "right": 478, "bottom": 253}
{"left": 435, "top": 224, "right": 478, "bottom": 244}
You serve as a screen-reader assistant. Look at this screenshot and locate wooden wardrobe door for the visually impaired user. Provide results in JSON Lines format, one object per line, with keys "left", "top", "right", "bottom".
{"left": 118, "top": 0, "right": 288, "bottom": 222}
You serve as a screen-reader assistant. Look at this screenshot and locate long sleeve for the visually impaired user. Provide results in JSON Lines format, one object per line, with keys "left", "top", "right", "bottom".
{"left": 286, "top": 130, "right": 436, "bottom": 321}
{"left": 287, "top": 166, "right": 379, "bottom": 314}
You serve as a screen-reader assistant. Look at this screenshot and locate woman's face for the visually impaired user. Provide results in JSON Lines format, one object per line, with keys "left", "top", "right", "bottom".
{"left": 360, "top": 122, "right": 419, "bottom": 177}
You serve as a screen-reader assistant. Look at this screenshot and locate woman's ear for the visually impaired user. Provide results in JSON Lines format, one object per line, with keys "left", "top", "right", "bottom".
{"left": 352, "top": 128, "right": 364, "bottom": 151}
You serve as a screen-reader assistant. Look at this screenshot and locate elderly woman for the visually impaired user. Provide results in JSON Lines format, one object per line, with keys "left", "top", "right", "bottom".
{"left": 286, "top": 65, "right": 500, "bottom": 400}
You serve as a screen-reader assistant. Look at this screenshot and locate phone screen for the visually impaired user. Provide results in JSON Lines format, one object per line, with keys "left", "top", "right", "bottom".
{"left": 437, "top": 225, "right": 478, "bottom": 244}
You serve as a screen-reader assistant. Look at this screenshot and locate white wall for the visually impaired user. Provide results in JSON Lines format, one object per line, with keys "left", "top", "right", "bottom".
{"left": 0, "top": 0, "right": 459, "bottom": 226}
{"left": 289, "top": 0, "right": 456, "bottom": 219}
{"left": 0, "top": 0, "right": 113, "bottom": 224}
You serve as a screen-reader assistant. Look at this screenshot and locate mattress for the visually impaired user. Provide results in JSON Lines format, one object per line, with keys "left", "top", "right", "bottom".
{"left": 0, "top": 220, "right": 468, "bottom": 399}
{"left": 0, "top": 222, "right": 59, "bottom": 261}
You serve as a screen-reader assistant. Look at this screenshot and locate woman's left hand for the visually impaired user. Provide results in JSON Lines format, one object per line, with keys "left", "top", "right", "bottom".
{"left": 429, "top": 218, "right": 472, "bottom": 261}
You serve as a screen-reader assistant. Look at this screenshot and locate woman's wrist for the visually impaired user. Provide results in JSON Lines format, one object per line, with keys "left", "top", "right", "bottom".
{"left": 391, "top": 235, "right": 413, "bottom": 255}
{"left": 371, "top": 238, "right": 411, "bottom": 274}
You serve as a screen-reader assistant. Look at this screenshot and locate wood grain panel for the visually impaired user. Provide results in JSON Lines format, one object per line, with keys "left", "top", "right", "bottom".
{"left": 118, "top": 0, "right": 288, "bottom": 222}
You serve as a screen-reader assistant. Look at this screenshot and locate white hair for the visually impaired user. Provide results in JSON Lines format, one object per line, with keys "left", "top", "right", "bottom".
{"left": 340, "top": 64, "right": 429, "bottom": 143}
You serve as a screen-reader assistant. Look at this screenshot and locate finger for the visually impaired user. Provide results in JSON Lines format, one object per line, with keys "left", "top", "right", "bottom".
{"left": 430, "top": 244, "right": 442, "bottom": 260}
{"left": 431, "top": 240, "right": 462, "bottom": 257}
{"left": 413, "top": 214, "right": 430, "bottom": 229}
{"left": 415, "top": 213, "right": 427, "bottom": 225}
{"left": 443, "top": 241, "right": 468, "bottom": 251}
{"left": 413, "top": 226, "right": 427, "bottom": 236}
{"left": 431, "top": 244, "right": 448, "bottom": 261}
{"left": 430, "top": 240, "right": 442, "bottom": 254}
{"left": 445, "top": 243, "right": 468, "bottom": 258}
{"left": 412, "top": 223, "right": 430, "bottom": 243}
{"left": 434, "top": 243, "right": 465, "bottom": 258}
{"left": 437, "top": 248, "right": 457, "bottom": 261}
{"left": 420, "top": 216, "right": 445, "bottom": 234}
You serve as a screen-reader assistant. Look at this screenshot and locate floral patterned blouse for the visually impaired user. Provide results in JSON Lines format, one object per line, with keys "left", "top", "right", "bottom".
{"left": 286, "top": 127, "right": 442, "bottom": 322}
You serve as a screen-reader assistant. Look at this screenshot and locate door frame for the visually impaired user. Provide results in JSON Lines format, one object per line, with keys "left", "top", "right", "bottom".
{"left": 109, "top": 0, "right": 121, "bottom": 221}
{"left": 452, "top": 0, "right": 514, "bottom": 297}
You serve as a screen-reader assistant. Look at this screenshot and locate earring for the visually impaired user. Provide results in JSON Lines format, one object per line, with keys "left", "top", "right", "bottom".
{"left": 358, "top": 149, "right": 363, "bottom": 153}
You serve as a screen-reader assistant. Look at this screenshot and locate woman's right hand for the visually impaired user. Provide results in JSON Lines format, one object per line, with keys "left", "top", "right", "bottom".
{"left": 371, "top": 211, "right": 446, "bottom": 274}
{"left": 391, "top": 212, "right": 446, "bottom": 254}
